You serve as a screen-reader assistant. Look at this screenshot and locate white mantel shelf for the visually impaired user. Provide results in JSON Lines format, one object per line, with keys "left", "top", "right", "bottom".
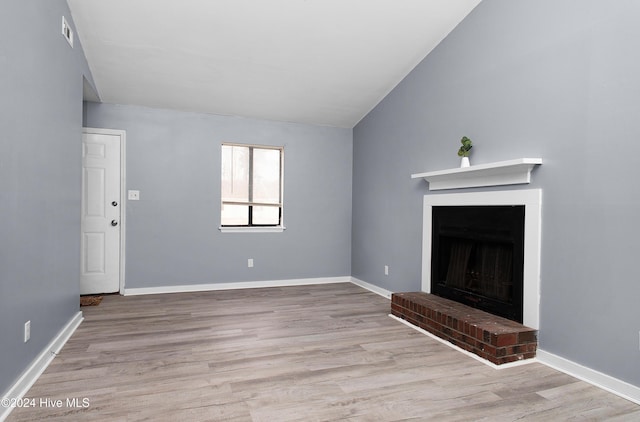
{"left": 411, "top": 158, "right": 543, "bottom": 191}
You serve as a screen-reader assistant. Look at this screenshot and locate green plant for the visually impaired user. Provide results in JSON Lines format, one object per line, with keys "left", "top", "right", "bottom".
{"left": 457, "top": 136, "right": 472, "bottom": 157}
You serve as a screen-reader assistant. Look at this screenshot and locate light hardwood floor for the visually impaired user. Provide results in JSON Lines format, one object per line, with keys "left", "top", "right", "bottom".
{"left": 7, "top": 283, "right": 640, "bottom": 421}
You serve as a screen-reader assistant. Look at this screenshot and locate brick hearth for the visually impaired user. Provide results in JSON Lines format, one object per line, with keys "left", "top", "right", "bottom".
{"left": 391, "top": 292, "right": 537, "bottom": 365}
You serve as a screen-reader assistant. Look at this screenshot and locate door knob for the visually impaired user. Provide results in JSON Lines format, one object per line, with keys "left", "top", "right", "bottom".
{"left": 111, "top": 220, "right": 118, "bottom": 226}
{"left": 112, "top": 201, "right": 118, "bottom": 207}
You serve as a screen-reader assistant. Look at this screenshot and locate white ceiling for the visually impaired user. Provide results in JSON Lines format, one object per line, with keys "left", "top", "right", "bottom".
{"left": 68, "top": 0, "right": 481, "bottom": 128}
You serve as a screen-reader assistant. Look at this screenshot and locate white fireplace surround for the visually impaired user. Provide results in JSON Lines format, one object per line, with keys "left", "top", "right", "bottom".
{"left": 421, "top": 189, "right": 542, "bottom": 329}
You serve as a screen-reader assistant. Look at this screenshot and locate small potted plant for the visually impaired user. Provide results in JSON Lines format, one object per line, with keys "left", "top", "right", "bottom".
{"left": 458, "top": 136, "right": 472, "bottom": 167}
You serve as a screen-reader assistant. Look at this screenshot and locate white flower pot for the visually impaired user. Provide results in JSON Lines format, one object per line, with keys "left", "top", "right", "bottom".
{"left": 460, "top": 157, "right": 470, "bottom": 168}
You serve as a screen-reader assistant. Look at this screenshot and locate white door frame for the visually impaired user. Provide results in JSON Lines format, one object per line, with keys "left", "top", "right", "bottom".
{"left": 82, "top": 127, "right": 127, "bottom": 294}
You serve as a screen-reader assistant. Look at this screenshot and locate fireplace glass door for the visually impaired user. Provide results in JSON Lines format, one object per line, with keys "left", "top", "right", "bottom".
{"left": 431, "top": 206, "right": 525, "bottom": 322}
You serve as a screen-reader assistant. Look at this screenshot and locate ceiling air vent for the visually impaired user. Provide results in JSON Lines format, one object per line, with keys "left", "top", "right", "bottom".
{"left": 62, "top": 16, "right": 74, "bottom": 48}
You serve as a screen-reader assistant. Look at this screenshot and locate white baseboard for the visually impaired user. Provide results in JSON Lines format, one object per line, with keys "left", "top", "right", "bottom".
{"left": 124, "top": 276, "right": 351, "bottom": 296}
{"left": 350, "top": 277, "right": 393, "bottom": 299}
{"left": 1, "top": 311, "right": 83, "bottom": 422}
{"left": 537, "top": 349, "right": 640, "bottom": 405}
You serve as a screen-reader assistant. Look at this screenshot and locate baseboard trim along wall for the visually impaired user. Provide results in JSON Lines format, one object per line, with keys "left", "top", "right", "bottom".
{"left": 123, "top": 276, "right": 352, "bottom": 296}
{"left": 1, "top": 311, "right": 83, "bottom": 422}
{"left": 350, "top": 277, "right": 393, "bottom": 299}
{"left": 536, "top": 349, "right": 640, "bottom": 405}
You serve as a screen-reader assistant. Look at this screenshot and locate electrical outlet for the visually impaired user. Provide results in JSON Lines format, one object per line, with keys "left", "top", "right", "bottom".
{"left": 24, "top": 321, "right": 31, "bottom": 343}
{"left": 248, "top": 258, "right": 254, "bottom": 268}
{"left": 128, "top": 190, "right": 140, "bottom": 200}
{"left": 384, "top": 265, "right": 389, "bottom": 276}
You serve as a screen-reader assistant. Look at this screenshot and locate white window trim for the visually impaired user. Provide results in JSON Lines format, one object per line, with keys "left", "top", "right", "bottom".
{"left": 220, "top": 142, "right": 284, "bottom": 231}
{"left": 219, "top": 225, "right": 286, "bottom": 233}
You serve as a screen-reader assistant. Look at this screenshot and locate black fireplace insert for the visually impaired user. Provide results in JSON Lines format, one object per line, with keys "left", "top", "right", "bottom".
{"left": 431, "top": 205, "right": 525, "bottom": 322}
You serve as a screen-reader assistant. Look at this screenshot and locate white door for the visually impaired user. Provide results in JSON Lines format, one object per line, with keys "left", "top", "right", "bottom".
{"left": 81, "top": 131, "right": 121, "bottom": 294}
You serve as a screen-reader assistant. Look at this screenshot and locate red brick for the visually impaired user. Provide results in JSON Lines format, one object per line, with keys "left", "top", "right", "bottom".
{"left": 481, "top": 344, "right": 496, "bottom": 356}
{"left": 427, "top": 320, "right": 441, "bottom": 331}
{"left": 499, "top": 355, "right": 524, "bottom": 364}
{"left": 496, "top": 333, "right": 517, "bottom": 347}
{"left": 468, "top": 325, "right": 477, "bottom": 339}
{"left": 518, "top": 331, "right": 538, "bottom": 343}
{"left": 389, "top": 292, "right": 536, "bottom": 365}
{"left": 505, "top": 344, "right": 524, "bottom": 355}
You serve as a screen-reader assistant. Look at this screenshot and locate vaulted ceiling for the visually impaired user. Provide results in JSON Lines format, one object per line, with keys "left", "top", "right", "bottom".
{"left": 68, "top": 0, "right": 481, "bottom": 128}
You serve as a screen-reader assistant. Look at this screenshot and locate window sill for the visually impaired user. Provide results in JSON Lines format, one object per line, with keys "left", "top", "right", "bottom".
{"left": 219, "top": 226, "right": 286, "bottom": 233}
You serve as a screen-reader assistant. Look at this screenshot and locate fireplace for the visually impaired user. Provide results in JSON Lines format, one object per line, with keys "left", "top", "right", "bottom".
{"left": 421, "top": 189, "right": 541, "bottom": 330}
{"left": 431, "top": 205, "right": 525, "bottom": 322}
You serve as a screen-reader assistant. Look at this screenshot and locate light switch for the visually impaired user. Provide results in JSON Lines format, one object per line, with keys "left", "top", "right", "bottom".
{"left": 128, "top": 190, "right": 140, "bottom": 200}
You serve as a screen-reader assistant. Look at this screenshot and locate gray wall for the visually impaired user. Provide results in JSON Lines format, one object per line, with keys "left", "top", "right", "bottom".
{"left": 353, "top": 0, "right": 640, "bottom": 387}
{"left": 0, "top": 1, "right": 94, "bottom": 394}
{"left": 85, "top": 103, "right": 352, "bottom": 288}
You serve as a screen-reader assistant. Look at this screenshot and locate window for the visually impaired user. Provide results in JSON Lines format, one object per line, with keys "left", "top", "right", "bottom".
{"left": 220, "top": 143, "right": 283, "bottom": 230}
